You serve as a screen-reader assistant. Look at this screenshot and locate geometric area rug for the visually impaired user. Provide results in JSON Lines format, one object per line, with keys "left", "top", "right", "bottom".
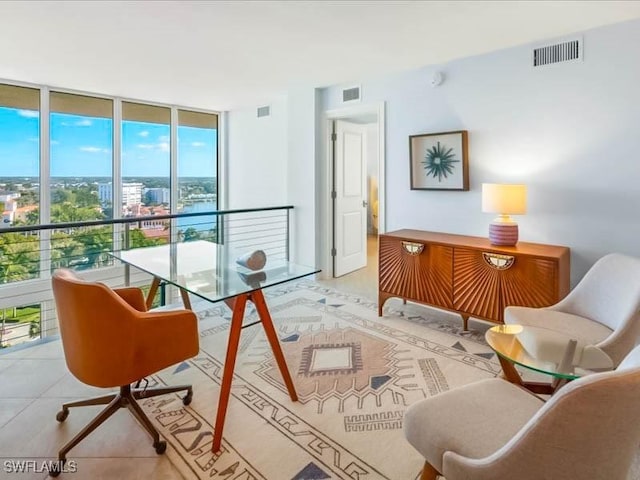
{"left": 140, "top": 281, "right": 502, "bottom": 480}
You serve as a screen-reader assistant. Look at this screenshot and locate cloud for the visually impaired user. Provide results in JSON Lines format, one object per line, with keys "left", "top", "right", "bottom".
{"left": 158, "top": 135, "right": 169, "bottom": 143}
{"left": 79, "top": 146, "right": 102, "bottom": 153}
{"left": 62, "top": 119, "right": 93, "bottom": 127}
{"left": 136, "top": 142, "right": 170, "bottom": 152}
{"left": 17, "top": 109, "right": 39, "bottom": 118}
{"left": 191, "top": 142, "right": 205, "bottom": 147}
{"left": 29, "top": 137, "right": 59, "bottom": 144}
{"left": 138, "top": 131, "right": 149, "bottom": 137}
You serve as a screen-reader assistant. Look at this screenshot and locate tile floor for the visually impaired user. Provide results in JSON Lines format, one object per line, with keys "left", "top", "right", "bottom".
{"left": 0, "top": 339, "right": 183, "bottom": 480}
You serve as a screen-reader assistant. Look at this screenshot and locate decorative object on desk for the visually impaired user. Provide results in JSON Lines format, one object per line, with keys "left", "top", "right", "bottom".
{"left": 409, "top": 130, "right": 469, "bottom": 191}
{"left": 235, "top": 249, "right": 267, "bottom": 270}
{"left": 238, "top": 270, "right": 267, "bottom": 288}
{"left": 482, "top": 183, "right": 527, "bottom": 246}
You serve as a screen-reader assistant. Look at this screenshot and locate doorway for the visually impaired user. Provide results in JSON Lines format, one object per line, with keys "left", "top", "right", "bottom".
{"left": 323, "top": 103, "right": 385, "bottom": 298}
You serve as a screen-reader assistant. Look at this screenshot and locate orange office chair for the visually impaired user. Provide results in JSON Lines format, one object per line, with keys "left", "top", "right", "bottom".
{"left": 50, "top": 269, "right": 199, "bottom": 476}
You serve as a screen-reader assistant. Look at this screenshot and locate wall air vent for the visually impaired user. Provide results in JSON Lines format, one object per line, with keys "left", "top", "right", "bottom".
{"left": 342, "top": 86, "right": 361, "bottom": 103}
{"left": 257, "top": 105, "right": 270, "bottom": 118}
{"left": 533, "top": 38, "right": 582, "bottom": 67}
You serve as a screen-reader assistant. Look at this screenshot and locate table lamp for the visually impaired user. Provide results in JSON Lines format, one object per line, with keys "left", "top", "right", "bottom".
{"left": 482, "top": 183, "right": 527, "bottom": 246}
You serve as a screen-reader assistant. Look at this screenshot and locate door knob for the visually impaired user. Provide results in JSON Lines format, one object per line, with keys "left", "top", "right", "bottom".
{"left": 362, "top": 200, "right": 368, "bottom": 207}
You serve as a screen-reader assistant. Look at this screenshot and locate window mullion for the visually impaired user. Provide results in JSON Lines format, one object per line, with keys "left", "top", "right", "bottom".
{"left": 39, "top": 87, "right": 51, "bottom": 283}
{"left": 112, "top": 98, "right": 123, "bottom": 252}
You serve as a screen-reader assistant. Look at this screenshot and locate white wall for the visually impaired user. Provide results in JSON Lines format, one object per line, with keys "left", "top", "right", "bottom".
{"left": 227, "top": 95, "right": 288, "bottom": 209}
{"left": 320, "top": 19, "right": 640, "bottom": 284}
{"left": 287, "top": 86, "right": 319, "bottom": 267}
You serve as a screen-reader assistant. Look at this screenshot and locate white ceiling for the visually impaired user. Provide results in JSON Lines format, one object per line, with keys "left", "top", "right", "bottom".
{"left": 1, "top": 1, "right": 639, "bottom": 111}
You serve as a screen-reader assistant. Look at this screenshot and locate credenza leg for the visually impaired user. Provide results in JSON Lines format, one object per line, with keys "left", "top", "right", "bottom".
{"left": 378, "top": 292, "right": 393, "bottom": 316}
{"left": 461, "top": 315, "right": 469, "bottom": 331}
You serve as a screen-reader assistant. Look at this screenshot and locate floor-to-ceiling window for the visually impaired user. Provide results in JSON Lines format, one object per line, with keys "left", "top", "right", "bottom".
{"left": 122, "top": 101, "right": 171, "bottom": 246}
{"left": 0, "top": 85, "right": 42, "bottom": 345}
{"left": 50, "top": 92, "right": 113, "bottom": 223}
{"left": 177, "top": 109, "right": 218, "bottom": 241}
{"left": 0, "top": 84, "right": 40, "bottom": 284}
{"left": 49, "top": 92, "right": 114, "bottom": 270}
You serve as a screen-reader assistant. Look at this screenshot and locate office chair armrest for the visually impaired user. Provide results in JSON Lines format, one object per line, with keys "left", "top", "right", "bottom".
{"left": 132, "top": 309, "right": 200, "bottom": 376}
{"left": 114, "top": 287, "right": 148, "bottom": 312}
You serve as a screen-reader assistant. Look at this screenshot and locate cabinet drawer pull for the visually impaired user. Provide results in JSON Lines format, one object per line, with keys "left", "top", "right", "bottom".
{"left": 402, "top": 241, "right": 424, "bottom": 256}
{"left": 483, "top": 252, "right": 515, "bottom": 270}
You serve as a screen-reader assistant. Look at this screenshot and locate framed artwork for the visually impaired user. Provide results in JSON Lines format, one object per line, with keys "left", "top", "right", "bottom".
{"left": 409, "top": 130, "right": 469, "bottom": 190}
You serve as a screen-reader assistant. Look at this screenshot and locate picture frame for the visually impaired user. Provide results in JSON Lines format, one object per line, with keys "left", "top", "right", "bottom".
{"left": 409, "top": 130, "right": 469, "bottom": 191}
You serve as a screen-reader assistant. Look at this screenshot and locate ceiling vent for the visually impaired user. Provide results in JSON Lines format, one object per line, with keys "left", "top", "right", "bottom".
{"left": 533, "top": 38, "right": 582, "bottom": 67}
{"left": 257, "top": 106, "right": 270, "bottom": 118}
{"left": 342, "top": 86, "right": 361, "bottom": 103}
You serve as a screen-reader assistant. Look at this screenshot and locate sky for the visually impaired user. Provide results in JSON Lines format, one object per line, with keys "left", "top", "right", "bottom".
{"left": 0, "top": 106, "right": 217, "bottom": 178}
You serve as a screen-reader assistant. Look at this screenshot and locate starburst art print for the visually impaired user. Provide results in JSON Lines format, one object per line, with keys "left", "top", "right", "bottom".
{"left": 422, "top": 141, "right": 459, "bottom": 181}
{"left": 409, "top": 130, "right": 469, "bottom": 191}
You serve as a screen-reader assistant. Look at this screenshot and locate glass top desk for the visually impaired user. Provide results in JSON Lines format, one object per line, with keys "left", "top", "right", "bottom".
{"left": 112, "top": 240, "right": 320, "bottom": 452}
{"left": 486, "top": 324, "right": 614, "bottom": 394}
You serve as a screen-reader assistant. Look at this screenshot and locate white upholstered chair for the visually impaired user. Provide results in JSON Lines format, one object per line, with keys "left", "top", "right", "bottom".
{"left": 404, "top": 344, "right": 640, "bottom": 480}
{"left": 505, "top": 253, "right": 640, "bottom": 366}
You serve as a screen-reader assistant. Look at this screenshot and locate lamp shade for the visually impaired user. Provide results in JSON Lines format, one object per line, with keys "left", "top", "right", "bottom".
{"left": 482, "top": 184, "right": 527, "bottom": 215}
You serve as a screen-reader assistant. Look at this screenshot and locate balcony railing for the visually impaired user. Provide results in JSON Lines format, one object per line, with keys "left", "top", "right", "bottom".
{"left": 0, "top": 206, "right": 293, "bottom": 349}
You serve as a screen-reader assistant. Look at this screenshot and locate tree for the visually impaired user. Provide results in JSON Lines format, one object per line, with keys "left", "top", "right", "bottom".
{"left": 51, "top": 189, "right": 72, "bottom": 205}
{"left": 0, "top": 233, "right": 40, "bottom": 283}
{"left": 129, "top": 229, "right": 166, "bottom": 248}
{"left": 183, "top": 227, "right": 200, "bottom": 242}
{"left": 51, "top": 204, "right": 104, "bottom": 223}
{"left": 51, "top": 232, "right": 84, "bottom": 269}
{"left": 74, "top": 188, "right": 100, "bottom": 208}
{"left": 17, "top": 191, "right": 37, "bottom": 207}
{"left": 74, "top": 226, "right": 113, "bottom": 268}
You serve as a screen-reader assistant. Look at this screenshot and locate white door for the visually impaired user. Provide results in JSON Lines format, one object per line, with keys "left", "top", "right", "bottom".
{"left": 334, "top": 120, "right": 367, "bottom": 277}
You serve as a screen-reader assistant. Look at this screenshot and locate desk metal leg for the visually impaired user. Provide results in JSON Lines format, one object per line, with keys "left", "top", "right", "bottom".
{"left": 211, "top": 290, "right": 298, "bottom": 453}
{"left": 179, "top": 288, "right": 192, "bottom": 310}
{"left": 145, "top": 277, "right": 161, "bottom": 310}
{"left": 212, "top": 294, "right": 247, "bottom": 453}
{"left": 252, "top": 289, "right": 298, "bottom": 402}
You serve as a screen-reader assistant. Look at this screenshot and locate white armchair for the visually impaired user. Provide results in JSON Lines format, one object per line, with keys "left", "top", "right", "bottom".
{"left": 404, "top": 344, "right": 640, "bottom": 480}
{"left": 505, "top": 253, "right": 640, "bottom": 366}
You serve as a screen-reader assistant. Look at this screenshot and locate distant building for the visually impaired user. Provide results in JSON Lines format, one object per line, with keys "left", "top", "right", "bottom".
{"left": 144, "top": 188, "right": 170, "bottom": 205}
{"left": 98, "top": 183, "right": 112, "bottom": 205}
{"left": 123, "top": 183, "right": 143, "bottom": 206}
{"left": 0, "top": 192, "right": 20, "bottom": 228}
{"left": 98, "top": 182, "right": 143, "bottom": 206}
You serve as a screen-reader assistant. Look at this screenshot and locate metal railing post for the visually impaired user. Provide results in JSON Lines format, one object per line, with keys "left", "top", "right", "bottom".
{"left": 286, "top": 209, "right": 290, "bottom": 261}
{"left": 124, "top": 223, "right": 130, "bottom": 286}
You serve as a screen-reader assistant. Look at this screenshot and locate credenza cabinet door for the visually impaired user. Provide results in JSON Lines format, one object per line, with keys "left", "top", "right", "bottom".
{"left": 452, "top": 248, "right": 502, "bottom": 322}
{"left": 379, "top": 236, "right": 453, "bottom": 308}
{"left": 453, "top": 248, "right": 560, "bottom": 322}
{"left": 500, "top": 256, "right": 558, "bottom": 310}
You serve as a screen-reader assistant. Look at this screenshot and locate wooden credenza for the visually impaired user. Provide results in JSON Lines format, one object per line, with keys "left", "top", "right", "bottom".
{"left": 378, "top": 230, "right": 570, "bottom": 329}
